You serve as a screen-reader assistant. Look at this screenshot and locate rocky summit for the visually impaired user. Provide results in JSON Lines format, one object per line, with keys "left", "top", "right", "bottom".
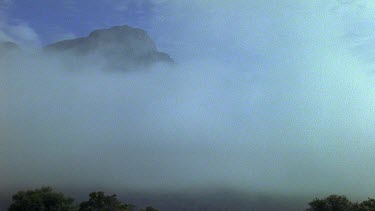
{"left": 44, "top": 25, "right": 173, "bottom": 70}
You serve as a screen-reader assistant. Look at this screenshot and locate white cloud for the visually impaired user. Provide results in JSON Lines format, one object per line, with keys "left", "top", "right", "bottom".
{"left": 7, "top": 24, "right": 39, "bottom": 43}
{"left": 332, "top": 0, "right": 375, "bottom": 64}
{"left": 2, "top": 0, "right": 375, "bottom": 203}
{"left": 0, "top": 0, "right": 40, "bottom": 47}
{"left": 0, "top": 30, "right": 12, "bottom": 42}
{"left": 0, "top": 20, "right": 40, "bottom": 47}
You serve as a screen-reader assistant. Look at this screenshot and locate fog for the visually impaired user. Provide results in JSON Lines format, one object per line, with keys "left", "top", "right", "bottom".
{"left": 1, "top": 1, "right": 375, "bottom": 210}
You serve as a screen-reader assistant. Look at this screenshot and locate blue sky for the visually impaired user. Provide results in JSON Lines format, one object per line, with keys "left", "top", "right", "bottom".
{"left": 1, "top": 0, "right": 160, "bottom": 44}
{"left": 2, "top": 0, "right": 375, "bottom": 64}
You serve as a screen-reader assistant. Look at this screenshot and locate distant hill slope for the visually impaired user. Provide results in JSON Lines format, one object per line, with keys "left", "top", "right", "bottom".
{"left": 44, "top": 25, "right": 173, "bottom": 70}
{"left": 0, "top": 41, "right": 20, "bottom": 50}
{"left": 0, "top": 41, "right": 21, "bottom": 55}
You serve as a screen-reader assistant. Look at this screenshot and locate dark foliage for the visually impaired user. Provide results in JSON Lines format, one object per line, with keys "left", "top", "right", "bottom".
{"left": 8, "top": 187, "right": 159, "bottom": 211}
{"left": 138, "top": 206, "right": 158, "bottom": 211}
{"left": 78, "top": 191, "right": 134, "bottom": 211}
{"left": 306, "top": 195, "right": 375, "bottom": 211}
{"left": 8, "top": 187, "right": 75, "bottom": 211}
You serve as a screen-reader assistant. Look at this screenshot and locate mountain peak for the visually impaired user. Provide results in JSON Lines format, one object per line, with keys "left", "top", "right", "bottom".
{"left": 44, "top": 25, "right": 173, "bottom": 70}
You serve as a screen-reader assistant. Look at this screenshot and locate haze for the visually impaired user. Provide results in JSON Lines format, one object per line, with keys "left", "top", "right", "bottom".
{"left": 1, "top": 1, "right": 375, "bottom": 210}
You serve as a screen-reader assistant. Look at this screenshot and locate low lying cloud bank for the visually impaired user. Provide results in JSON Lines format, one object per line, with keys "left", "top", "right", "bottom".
{"left": 2, "top": 1, "right": 375, "bottom": 210}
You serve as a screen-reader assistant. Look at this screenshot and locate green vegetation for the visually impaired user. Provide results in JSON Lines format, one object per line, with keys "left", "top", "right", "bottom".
{"left": 306, "top": 195, "right": 375, "bottom": 211}
{"left": 8, "top": 187, "right": 157, "bottom": 211}
{"left": 8, "top": 187, "right": 375, "bottom": 210}
{"left": 138, "top": 207, "right": 158, "bottom": 211}
{"left": 78, "top": 191, "right": 134, "bottom": 211}
{"left": 8, "top": 187, "right": 75, "bottom": 211}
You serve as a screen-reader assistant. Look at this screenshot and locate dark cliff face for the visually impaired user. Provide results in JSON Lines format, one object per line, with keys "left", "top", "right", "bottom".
{"left": 0, "top": 41, "right": 20, "bottom": 50}
{"left": 0, "top": 41, "right": 21, "bottom": 53}
{"left": 0, "top": 42, "right": 22, "bottom": 61}
{"left": 44, "top": 25, "right": 173, "bottom": 70}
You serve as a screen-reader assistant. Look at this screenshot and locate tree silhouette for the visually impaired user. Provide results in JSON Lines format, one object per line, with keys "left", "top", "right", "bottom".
{"left": 8, "top": 186, "right": 75, "bottom": 211}
{"left": 8, "top": 187, "right": 161, "bottom": 211}
{"left": 78, "top": 191, "right": 134, "bottom": 211}
{"left": 138, "top": 206, "right": 158, "bottom": 211}
{"left": 306, "top": 195, "right": 375, "bottom": 211}
{"left": 352, "top": 198, "right": 375, "bottom": 211}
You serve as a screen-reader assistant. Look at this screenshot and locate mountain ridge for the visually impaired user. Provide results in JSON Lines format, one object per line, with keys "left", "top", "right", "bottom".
{"left": 44, "top": 25, "right": 173, "bottom": 70}
{"left": 1, "top": 25, "right": 173, "bottom": 70}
